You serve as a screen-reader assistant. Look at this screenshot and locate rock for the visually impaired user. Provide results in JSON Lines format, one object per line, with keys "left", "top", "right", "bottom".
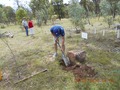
{"left": 67, "top": 50, "right": 86, "bottom": 63}
{"left": 5, "top": 32, "right": 14, "bottom": 38}
{"left": 0, "top": 32, "right": 14, "bottom": 38}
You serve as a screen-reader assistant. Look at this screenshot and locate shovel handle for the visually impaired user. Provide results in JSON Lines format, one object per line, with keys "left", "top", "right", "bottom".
{"left": 56, "top": 39, "right": 64, "bottom": 54}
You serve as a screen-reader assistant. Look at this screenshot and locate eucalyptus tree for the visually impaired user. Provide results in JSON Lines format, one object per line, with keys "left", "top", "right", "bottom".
{"left": 2, "top": 11, "right": 8, "bottom": 25}
{"left": 51, "top": 0, "right": 64, "bottom": 20}
{"left": 0, "top": 7, "right": 8, "bottom": 24}
{"left": 100, "top": 0, "right": 119, "bottom": 24}
{"left": 68, "top": 0, "right": 86, "bottom": 31}
{"left": 100, "top": 0, "right": 111, "bottom": 16}
{"left": 48, "top": 4, "right": 54, "bottom": 19}
{"left": 106, "top": 0, "right": 120, "bottom": 18}
{"left": 116, "top": 1, "right": 120, "bottom": 23}
{"left": 92, "top": 0, "right": 100, "bottom": 15}
{"left": 0, "top": 4, "right": 3, "bottom": 8}
{"left": 16, "top": 8, "right": 27, "bottom": 24}
{"left": 63, "top": 4, "right": 69, "bottom": 18}
{"left": 14, "top": 0, "right": 20, "bottom": 9}
{"left": 100, "top": 0, "right": 113, "bottom": 28}
{"left": 29, "top": 0, "right": 49, "bottom": 26}
{"left": 80, "top": 0, "right": 93, "bottom": 12}
{"left": 3, "top": 6, "right": 16, "bottom": 24}
{"left": 80, "top": 0, "right": 94, "bottom": 24}
{"left": 0, "top": 7, "right": 3, "bottom": 23}
{"left": 117, "top": 1, "right": 120, "bottom": 15}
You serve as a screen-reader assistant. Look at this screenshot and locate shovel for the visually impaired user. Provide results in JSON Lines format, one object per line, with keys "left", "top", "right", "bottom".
{"left": 56, "top": 41, "right": 70, "bottom": 66}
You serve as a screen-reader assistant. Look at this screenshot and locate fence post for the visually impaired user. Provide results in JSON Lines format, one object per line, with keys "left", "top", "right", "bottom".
{"left": 117, "top": 25, "right": 120, "bottom": 39}
{"left": 117, "top": 29, "right": 120, "bottom": 38}
{"left": 94, "top": 27, "right": 96, "bottom": 34}
{"left": 102, "top": 30, "right": 105, "bottom": 36}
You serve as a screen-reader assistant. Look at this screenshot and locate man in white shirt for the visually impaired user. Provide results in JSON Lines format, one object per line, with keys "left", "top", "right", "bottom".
{"left": 22, "top": 17, "right": 29, "bottom": 36}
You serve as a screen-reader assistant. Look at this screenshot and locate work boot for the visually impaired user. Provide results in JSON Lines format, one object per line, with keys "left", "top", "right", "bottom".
{"left": 53, "top": 52, "right": 58, "bottom": 57}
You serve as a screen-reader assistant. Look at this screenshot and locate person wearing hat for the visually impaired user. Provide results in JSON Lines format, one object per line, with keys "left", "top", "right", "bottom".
{"left": 50, "top": 25, "right": 65, "bottom": 57}
{"left": 22, "top": 17, "right": 29, "bottom": 36}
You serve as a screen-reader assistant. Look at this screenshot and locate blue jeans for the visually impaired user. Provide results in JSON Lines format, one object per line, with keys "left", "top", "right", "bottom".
{"left": 24, "top": 26, "right": 29, "bottom": 36}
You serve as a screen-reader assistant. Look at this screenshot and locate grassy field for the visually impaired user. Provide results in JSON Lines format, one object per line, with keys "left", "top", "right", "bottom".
{"left": 0, "top": 18, "right": 120, "bottom": 90}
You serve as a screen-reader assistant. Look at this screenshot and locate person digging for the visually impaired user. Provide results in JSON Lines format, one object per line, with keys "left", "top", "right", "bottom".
{"left": 50, "top": 25, "right": 65, "bottom": 57}
{"left": 50, "top": 25, "right": 70, "bottom": 66}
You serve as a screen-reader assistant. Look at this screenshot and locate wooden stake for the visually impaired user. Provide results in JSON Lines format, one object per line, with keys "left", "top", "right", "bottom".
{"left": 14, "top": 69, "right": 48, "bottom": 84}
{"left": 102, "top": 30, "right": 105, "bottom": 36}
{"left": 94, "top": 28, "right": 96, "bottom": 34}
{"left": 117, "top": 29, "right": 120, "bottom": 38}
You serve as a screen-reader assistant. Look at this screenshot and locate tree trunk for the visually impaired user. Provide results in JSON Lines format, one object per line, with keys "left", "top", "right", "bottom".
{"left": 86, "top": 6, "right": 90, "bottom": 25}
{"left": 113, "top": 9, "right": 116, "bottom": 18}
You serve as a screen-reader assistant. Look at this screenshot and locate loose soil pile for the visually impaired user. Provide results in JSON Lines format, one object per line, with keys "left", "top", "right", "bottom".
{"left": 60, "top": 60, "right": 97, "bottom": 82}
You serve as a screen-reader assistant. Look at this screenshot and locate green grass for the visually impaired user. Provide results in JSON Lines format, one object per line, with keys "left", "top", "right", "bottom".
{"left": 0, "top": 18, "right": 120, "bottom": 90}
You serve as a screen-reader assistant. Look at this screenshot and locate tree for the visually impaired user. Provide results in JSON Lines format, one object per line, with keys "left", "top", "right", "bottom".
{"left": 106, "top": 0, "right": 119, "bottom": 18}
{"left": 92, "top": 0, "right": 100, "bottom": 15}
{"left": 48, "top": 4, "right": 54, "bottom": 19}
{"left": 0, "top": 4, "right": 3, "bottom": 8}
{"left": 16, "top": 8, "right": 27, "bottom": 24}
{"left": 80, "top": 0, "right": 94, "bottom": 24}
{"left": 0, "top": 7, "right": 3, "bottom": 23}
{"left": 2, "top": 12, "right": 8, "bottom": 24}
{"left": 3, "top": 6, "right": 16, "bottom": 24}
{"left": 14, "top": 0, "right": 20, "bottom": 9}
{"left": 117, "top": 1, "right": 120, "bottom": 15}
{"left": 0, "top": 7, "right": 8, "bottom": 24}
{"left": 63, "top": 4, "right": 69, "bottom": 18}
{"left": 29, "top": 0, "right": 49, "bottom": 26}
{"left": 51, "top": 0, "right": 65, "bottom": 20}
{"left": 116, "top": 1, "right": 120, "bottom": 23}
{"left": 100, "top": 0, "right": 113, "bottom": 28}
{"left": 68, "top": 0, "right": 86, "bottom": 32}
{"left": 100, "top": 0, "right": 111, "bottom": 16}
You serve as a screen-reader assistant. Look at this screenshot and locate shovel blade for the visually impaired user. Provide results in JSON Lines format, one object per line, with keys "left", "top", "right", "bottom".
{"left": 62, "top": 55, "right": 70, "bottom": 66}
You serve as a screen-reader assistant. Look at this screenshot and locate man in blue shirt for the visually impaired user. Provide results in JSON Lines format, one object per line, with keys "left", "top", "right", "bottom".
{"left": 50, "top": 25, "right": 65, "bottom": 57}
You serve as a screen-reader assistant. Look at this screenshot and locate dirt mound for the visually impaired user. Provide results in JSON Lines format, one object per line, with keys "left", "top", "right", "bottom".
{"left": 61, "top": 61, "right": 97, "bottom": 82}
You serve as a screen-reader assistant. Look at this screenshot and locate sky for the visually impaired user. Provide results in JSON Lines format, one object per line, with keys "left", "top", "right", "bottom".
{"left": 0, "top": 0, "right": 30, "bottom": 9}
{"left": 0, "top": 0, "right": 70, "bottom": 8}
